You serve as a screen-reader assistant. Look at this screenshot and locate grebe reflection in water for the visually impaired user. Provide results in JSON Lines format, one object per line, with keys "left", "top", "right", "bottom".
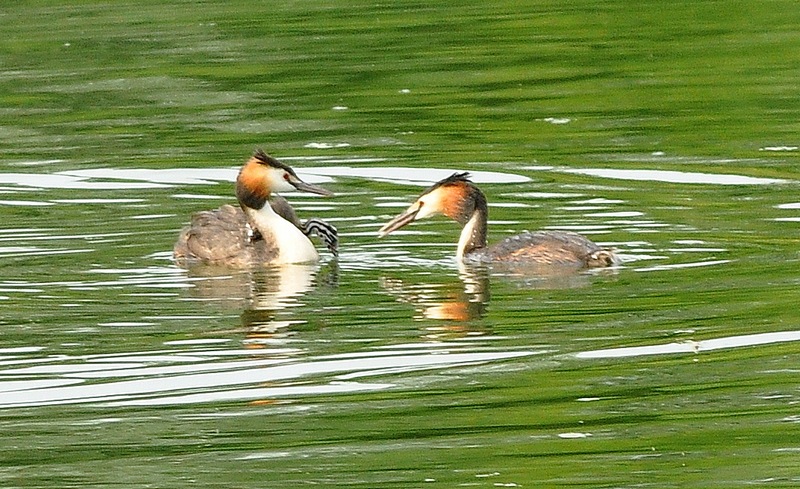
{"left": 380, "top": 266, "right": 490, "bottom": 322}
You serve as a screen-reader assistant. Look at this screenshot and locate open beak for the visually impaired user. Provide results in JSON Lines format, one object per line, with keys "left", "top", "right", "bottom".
{"left": 288, "top": 175, "right": 334, "bottom": 197}
{"left": 378, "top": 203, "right": 421, "bottom": 238}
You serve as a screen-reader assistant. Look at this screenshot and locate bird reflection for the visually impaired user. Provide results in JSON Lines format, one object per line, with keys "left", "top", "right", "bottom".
{"left": 181, "top": 261, "right": 337, "bottom": 339}
{"left": 380, "top": 265, "right": 491, "bottom": 323}
{"left": 380, "top": 261, "right": 618, "bottom": 326}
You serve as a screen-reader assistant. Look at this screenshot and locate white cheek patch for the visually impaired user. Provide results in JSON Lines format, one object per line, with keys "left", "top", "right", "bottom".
{"left": 414, "top": 188, "right": 446, "bottom": 220}
{"left": 268, "top": 168, "right": 297, "bottom": 193}
{"left": 414, "top": 201, "right": 435, "bottom": 219}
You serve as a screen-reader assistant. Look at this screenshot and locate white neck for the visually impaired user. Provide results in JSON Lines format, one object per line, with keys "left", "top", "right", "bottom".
{"left": 456, "top": 212, "right": 481, "bottom": 262}
{"left": 247, "top": 204, "right": 319, "bottom": 264}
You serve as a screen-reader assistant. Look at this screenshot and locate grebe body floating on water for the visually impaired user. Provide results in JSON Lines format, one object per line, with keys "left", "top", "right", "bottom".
{"left": 174, "top": 151, "right": 337, "bottom": 266}
{"left": 378, "top": 172, "right": 617, "bottom": 268}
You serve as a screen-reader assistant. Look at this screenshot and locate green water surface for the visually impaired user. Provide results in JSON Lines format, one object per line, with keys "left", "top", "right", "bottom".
{"left": 1, "top": 1, "right": 800, "bottom": 487}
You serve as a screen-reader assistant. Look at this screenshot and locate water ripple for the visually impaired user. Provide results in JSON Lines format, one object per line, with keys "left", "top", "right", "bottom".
{"left": 0, "top": 345, "right": 536, "bottom": 409}
{"left": 559, "top": 168, "right": 788, "bottom": 185}
{"left": 576, "top": 330, "right": 800, "bottom": 359}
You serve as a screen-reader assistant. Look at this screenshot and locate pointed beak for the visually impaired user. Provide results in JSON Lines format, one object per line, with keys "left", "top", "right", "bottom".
{"left": 288, "top": 174, "right": 334, "bottom": 197}
{"left": 378, "top": 203, "right": 421, "bottom": 238}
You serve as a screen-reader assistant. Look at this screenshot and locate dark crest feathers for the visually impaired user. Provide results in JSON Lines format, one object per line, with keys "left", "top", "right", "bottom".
{"left": 423, "top": 172, "right": 472, "bottom": 195}
{"left": 252, "top": 149, "right": 297, "bottom": 176}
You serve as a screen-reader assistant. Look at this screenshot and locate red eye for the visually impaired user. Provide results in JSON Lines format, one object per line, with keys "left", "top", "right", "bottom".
{"left": 283, "top": 173, "right": 290, "bottom": 181}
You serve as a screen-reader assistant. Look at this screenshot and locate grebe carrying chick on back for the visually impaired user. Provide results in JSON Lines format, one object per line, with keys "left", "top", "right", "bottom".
{"left": 174, "top": 150, "right": 337, "bottom": 266}
{"left": 378, "top": 172, "right": 617, "bottom": 268}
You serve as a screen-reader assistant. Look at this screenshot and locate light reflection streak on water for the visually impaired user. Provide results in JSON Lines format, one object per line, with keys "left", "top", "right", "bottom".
{"left": 576, "top": 330, "right": 800, "bottom": 359}
{"left": 0, "top": 230, "right": 142, "bottom": 242}
{"left": 0, "top": 347, "right": 537, "bottom": 409}
{"left": 0, "top": 247, "right": 94, "bottom": 258}
{"left": 1, "top": 161, "right": 788, "bottom": 202}
{"left": 306, "top": 166, "right": 531, "bottom": 185}
{"left": 0, "top": 199, "right": 54, "bottom": 206}
{"left": 558, "top": 168, "right": 788, "bottom": 185}
{"left": 0, "top": 165, "right": 528, "bottom": 192}
{"left": 0, "top": 266, "right": 194, "bottom": 291}
{"left": 634, "top": 259, "right": 732, "bottom": 272}
{"left": 0, "top": 172, "right": 170, "bottom": 190}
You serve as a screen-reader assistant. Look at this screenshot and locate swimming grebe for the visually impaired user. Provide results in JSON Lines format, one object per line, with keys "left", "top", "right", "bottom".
{"left": 378, "top": 172, "right": 617, "bottom": 267}
{"left": 174, "top": 150, "right": 337, "bottom": 265}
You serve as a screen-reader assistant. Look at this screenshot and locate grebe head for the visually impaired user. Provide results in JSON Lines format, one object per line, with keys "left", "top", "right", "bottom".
{"left": 236, "top": 150, "right": 332, "bottom": 210}
{"left": 378, "top": 172, "right": 481, "bottom": 237}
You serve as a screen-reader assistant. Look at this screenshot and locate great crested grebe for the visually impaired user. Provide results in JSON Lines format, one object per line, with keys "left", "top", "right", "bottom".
{"left": 174, "top": 150, "right": 337, "bottom": 265}
{"left": 378, "top": 172, "right": 617, "bottom": 267}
